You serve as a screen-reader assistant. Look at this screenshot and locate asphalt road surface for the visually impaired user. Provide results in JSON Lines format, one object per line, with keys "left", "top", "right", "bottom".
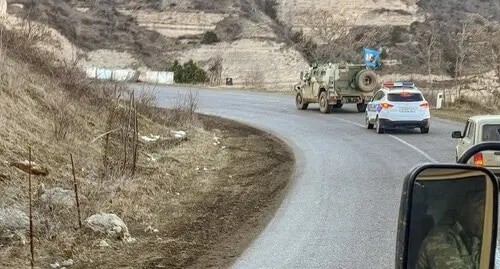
{"left": 140, "top": 85, "right": 469, "bottom": 269}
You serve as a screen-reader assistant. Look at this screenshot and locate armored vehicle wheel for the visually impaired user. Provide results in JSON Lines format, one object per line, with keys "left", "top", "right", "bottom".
{"left": 357, "top": 103, "right": 367, "bottom": 112}
{"left": 319, "top": 92, "right": 330, "bottom": 114}
{"left": 356, "top": 70, "right": 378, "bottom": 92}
{"left": 295, "top": 93, "right": 308, "bottom": 110}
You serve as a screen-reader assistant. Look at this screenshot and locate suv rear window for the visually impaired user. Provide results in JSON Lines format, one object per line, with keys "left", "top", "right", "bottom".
{"left": 388, "top": 93, "right": 423, "bottom": 102}
{"left": 482, "top": 124, "right": 500, "bottom": 141}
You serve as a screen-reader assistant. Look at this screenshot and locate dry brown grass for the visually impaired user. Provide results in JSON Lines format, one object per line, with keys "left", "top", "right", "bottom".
{"left": 431, "top": 98, "right": 500, "bottom": 122}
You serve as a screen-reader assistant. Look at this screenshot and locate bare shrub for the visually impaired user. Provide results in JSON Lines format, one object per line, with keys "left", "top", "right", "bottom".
{"left": 208, "top": 56, "right": 223, "bottom": 86}
{"left": 214, "top": 15, "right": 242, "bottom": 42}
{"left": 135, "top": 88, "right": 159, "bottom": 117}
{"left": 49, "top": 94, "right": 76, "bottom": 140}
{"left": 168, "top": 90, "right": 199, "bottom": 126}
{"left": 244, "top": 68, "right": 265, "bottom": 89}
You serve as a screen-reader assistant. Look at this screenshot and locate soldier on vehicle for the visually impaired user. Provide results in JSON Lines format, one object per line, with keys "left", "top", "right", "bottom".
{"left": 416, "top": 191, "right": 484, "bottom": 269}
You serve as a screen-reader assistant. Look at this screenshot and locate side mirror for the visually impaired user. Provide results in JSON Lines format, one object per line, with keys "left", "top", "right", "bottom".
{"left": 395, "top": 164, "right": 498, "bottom": 269}
{"left": 300, "top": 71, "right": 304, "bottom": 81}
{"left": 452, "top": 131, "right": 463, "bottom": 139}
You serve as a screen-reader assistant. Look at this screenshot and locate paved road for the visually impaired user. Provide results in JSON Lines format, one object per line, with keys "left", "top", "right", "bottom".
{"left": 142, "top": 85, "right": 464, "bottom": 268}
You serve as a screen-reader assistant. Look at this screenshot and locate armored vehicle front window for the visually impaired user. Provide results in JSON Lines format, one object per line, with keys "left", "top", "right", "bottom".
{"left": 481, "top": 124, "right": 500, "bottom": 142}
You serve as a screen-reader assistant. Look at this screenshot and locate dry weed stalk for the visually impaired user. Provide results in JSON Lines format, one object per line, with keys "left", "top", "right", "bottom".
{"left": 70, "top": 153, "right": 82, "bottom": 229}
{"left": 169, "top": 90, "right": 199, "bottom": 126}
{"left": 122, "top": 92, "right": 133, "bottom": 171}
{"left": 28, "top": 147, "right": 34, "bottom": 269}
{"left": 132, "top": 93, "right": 139, "bottom": 177}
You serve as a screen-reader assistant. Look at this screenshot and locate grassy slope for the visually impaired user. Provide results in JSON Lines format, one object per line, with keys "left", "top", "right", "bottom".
{"left": 0, "top": 26, "right": 293, "bottom": 268}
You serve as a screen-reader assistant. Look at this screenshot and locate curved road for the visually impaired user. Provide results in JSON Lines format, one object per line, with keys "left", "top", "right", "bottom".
{"left": 144, "top": 85, "right": 462, "bottom": 268}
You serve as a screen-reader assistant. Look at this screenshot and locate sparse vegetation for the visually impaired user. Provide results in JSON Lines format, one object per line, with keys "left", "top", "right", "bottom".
{"left": 10, "top": 0, "right": 178, "bottom": 69}
{"left": 207, "top": 56, "right": 223, "bottom": 86}
{"left": 255, "top": 0, "right": 279, "bottom": 20}
{"left": 214, "top": 15, "right": 242, "bottom": 42}
{"left": 244, "top": 67, "right": 265, "bottom": 89}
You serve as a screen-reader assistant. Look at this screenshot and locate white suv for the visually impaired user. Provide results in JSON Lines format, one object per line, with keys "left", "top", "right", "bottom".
{"left": 365, "top": 82, "right": 430, "bottom": 134}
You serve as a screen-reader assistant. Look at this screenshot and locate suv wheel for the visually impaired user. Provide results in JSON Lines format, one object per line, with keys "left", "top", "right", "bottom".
{"left": 366, "top": 115, "right": 374, "bottom": 129}
{"left": 376, "top": 118, "right": 385, "bottom": 134}
{"left": 420, "top": 127, "right": 430, "bottom": 134}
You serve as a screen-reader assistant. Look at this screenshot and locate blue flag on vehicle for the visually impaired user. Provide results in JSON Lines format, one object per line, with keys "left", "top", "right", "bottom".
{"left": 363, "top": 48, "right": 381, "bottom": 69}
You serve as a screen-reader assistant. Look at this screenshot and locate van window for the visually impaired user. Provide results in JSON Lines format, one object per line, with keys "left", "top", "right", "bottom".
{"left": 481, "top": 124, "right": 500, "bottom": 142}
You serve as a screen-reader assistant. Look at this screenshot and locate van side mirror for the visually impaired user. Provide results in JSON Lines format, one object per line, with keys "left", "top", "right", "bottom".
{"left": 452, "top": 131, "right": 463, "bottom": 139}
{"left": 395, "top": 164, "right": 498, "bottom": 269}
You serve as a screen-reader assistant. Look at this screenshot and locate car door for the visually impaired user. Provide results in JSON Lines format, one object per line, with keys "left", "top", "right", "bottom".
{"left": 311, "top": 69, "right": 321, "bottom": 98}
{"left": 458, "top": 120, "right": 475, "bottom": 157}
{"left": 367, "top": 90, "right": 384, "bottom": 121}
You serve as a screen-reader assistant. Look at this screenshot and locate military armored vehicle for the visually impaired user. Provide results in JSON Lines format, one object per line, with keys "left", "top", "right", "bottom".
{"left": 294, "top": 63, "right": 378, "bottom": 113}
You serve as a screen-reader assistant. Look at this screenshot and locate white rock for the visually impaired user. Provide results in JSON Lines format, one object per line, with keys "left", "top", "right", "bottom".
{"left": 139, "top": 135, "right": 161, "bottom": 142}
{"left": 0, "top": 207, "right": 28, "bottom": 243}
{"left": 40, "top": 187, "right": 79, "bottom": 208}
{"left": 99, "top": 239, "right": 111, "bottom": 248}
{"left": 170, "top": 130, "right": 187, "bottom": 139}
{"left": 61, "top": 259, "right": 74, "bottom": 266}
{"left": 85, "top": 213, "right": 134, "bottom": 242}
{"left": 50, "top": 262, "right": 60, "bottom": 269}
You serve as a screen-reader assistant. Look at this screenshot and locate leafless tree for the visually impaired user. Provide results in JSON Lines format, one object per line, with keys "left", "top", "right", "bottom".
{"left": 208, "top": 56, "right": 223, "bottom": 86}
{"left": 303, "top": 10, "right": 353, "bottom": 44}
{"left": 450, "top": 14, "right": 488, "bottom": 98}
{"left": 416, "top": 21, "right": 440, "bottom": 83}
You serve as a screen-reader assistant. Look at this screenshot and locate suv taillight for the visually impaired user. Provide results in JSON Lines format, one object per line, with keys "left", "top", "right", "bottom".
{"left": 381, "top": 102, "right": 393, "bottom": 109}
{"left": 474, "top": 153, "right": 484, "bottom": 166}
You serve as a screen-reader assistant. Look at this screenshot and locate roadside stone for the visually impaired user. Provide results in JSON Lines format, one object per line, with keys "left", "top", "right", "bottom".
{"left": 61, "top": 259, "right": 74, "bottom": 267}
{"left": 0, "top": 207, "right": 28, "bottom": 244}
{"left": 85, "top": 213, "right": 134, "bottom": 242}
{"left": 170, "top": 130, "right": 187, "bottom": 140}
{"left": 40, "top": 187, "right": 79, "bottom": 208}
{"left": 99, "top": 239, "right": 111, "bottom": 248}
{"left": 9, "top": 160, "right": 49, "bottom": 176}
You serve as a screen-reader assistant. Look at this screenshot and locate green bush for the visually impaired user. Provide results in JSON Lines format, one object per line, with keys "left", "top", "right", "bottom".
{"left": 170, "top": 60, "right": 207, "bottom": 84}
{"left": 201, "top": 31, "right": 219, "bottom": 44}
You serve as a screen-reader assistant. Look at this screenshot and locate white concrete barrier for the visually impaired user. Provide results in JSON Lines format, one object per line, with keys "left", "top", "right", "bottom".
{"left": 138, "top": 71, "right": 174, "bottom": 84}
{"left": 111, "top": 69, "right": 138, "bottom": 82}
{"left": 96, "top": 69, "right": 113, "bottom": 80}
{"left": 85, "top": 67, "right": 97, "bottom": 79}
{"left": 85, "top": 67, "right": 174, "bottom": 85}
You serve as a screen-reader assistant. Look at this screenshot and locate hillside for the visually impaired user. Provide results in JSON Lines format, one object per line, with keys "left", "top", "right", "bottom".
{"left": 4, "top": 0, "right": 499, "bottom": 94}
